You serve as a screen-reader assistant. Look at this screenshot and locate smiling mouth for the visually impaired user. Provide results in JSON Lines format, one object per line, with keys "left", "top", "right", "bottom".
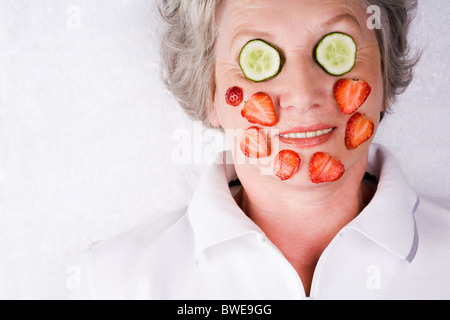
{"left": 277, "top": 126, "right": 337, "bottom": 148}
{"left": 279, "top": 128, "right": 334, "bottom": 139}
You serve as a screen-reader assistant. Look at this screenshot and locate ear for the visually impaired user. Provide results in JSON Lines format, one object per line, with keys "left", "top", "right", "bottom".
{"left": 208, "top": 85, "right": 222, "bottom": 128}
{"left": 208, "top": 101, "right": 221, "bottom": 128}
{"left": 379, "top": 98, "right": 389, "bottom": 122}
{"left": 382, "top": 97, "right": 389, "bottom": 112}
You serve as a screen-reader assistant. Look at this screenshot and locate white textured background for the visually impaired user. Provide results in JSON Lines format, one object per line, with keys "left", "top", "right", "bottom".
{"left": 0, "top": 0, "right": 449, "bottom": 299}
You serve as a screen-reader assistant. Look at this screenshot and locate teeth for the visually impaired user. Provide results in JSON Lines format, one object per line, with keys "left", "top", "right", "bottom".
{"left": 280, "top": 128, "right": 333, "bottom": 139}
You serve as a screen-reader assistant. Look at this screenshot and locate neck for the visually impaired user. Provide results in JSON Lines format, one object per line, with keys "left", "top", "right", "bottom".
{"left": 234, "top": 152, "right": 374, "bottom": 295}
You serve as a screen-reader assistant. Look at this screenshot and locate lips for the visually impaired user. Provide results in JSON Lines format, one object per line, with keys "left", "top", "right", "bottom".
{"left": 277, "top": 124, "right": 336, "bottom": 148}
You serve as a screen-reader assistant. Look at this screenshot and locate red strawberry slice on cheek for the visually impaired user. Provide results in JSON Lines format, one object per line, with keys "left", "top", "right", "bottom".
{"left": 241, "top": 92, "right": 277, "bottom": 127}
{"left": 309, "top": 152, "right": 345, "bottom": 184}
{"left": 240, "top": 127, "right": 270, "bottom": 159}
{"left": 274, "top": 150, "right": 301, "bottom": 181}
{"left": 345, "top": 112, "right": 375, "bottom": 150}
{"left": 225, "top": 86, "right": 244, "bottom": 107}
{"left": 334, "top": 78, "right": 371, "bottom": 115}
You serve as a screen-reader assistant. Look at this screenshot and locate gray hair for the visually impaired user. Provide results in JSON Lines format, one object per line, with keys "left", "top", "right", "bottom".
{"left": 158, "top": 0, "right": 222, "bottom": 128}
{"left": 158, "top": 0, "right": 420, "bottom": 126}
{"left": 363, "top": 0, "right": 421, "bottom": 114}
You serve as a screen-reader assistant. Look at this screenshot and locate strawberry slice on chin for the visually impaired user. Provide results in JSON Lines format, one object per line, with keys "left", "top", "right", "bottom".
{"left": 273, "top": 150, "right": 301, "bottom": 181}
{"left": 241, "top": 92, "right": 277, "bottom": 127}
{"left": 309, "top": 152, "right": 345, "bottom": 184}
{"left": 334, "top": 78, "right": 371, "bottom": 115}
{"left": 240, "top": 127, "right": 271, "bottom": 159}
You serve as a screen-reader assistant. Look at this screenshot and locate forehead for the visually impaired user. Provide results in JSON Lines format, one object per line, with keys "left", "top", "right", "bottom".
{"left": 216, "top": 0, "right": 368, "bottom": 44}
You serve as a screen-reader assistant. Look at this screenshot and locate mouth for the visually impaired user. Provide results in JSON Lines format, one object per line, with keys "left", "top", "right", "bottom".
{"left": 277, "top": 125, "right": 337, "bottom": 148}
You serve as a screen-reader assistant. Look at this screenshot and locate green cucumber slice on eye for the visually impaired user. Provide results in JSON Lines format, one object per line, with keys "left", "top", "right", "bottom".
{"left": 314, "top": 32, "right": 357, "bottom": 76}
{"left": 239, "top": 39, "right": 281, "bottom": 82}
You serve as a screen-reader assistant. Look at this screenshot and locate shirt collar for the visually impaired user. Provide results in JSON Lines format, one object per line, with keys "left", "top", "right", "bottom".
{"left": 188, "top": 143, "right": 419, "bottom": 262}
{"left": 187, "top": 151, "right": 263, "bottom": 260}
{"left": 347, "top": 143, "right": 419, "bottom": 262}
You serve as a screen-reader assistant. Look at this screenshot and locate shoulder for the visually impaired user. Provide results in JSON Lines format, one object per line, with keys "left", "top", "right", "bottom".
{"left": 73, "top": 205, "right": 193, "bottom": 299}
{"left": 88, "top": 205, "right": 190, "bottom": 258}
{"left": 413, "top": 194, "right": 450, "bottom": 260}
{"left": 415, "top": 193, "right": 450, "bottom": 233}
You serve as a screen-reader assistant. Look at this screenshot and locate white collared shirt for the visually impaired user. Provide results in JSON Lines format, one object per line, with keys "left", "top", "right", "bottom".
{"left": 72, "top": 144, "right": 450, "bottom": 300}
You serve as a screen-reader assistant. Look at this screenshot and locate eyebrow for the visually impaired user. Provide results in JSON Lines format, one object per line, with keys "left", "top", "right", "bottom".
{"left": 230, "top": 29, "right": 275, "bottom": 47}
{"left": 230, "top": 13, "right": 362, "bottom": 48}
{"left": 323, "top": 13, "right": 362, "bottom": 32}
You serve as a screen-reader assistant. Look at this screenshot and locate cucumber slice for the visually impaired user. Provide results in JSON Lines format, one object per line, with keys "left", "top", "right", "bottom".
{"left": 314, "top": 32, "right": 356, "bottom": 76}
{"left": 239, "top": 39, "right": 281, "bottom": 82}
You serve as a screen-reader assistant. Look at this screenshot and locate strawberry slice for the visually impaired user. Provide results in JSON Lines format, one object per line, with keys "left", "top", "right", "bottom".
{"left": 334, "top": 78, "right": 371, "bottom": 115}
{"left": 241, "top": 92, "right": 277, "bottom": 127}
{"left": 225, "top": 86, "right": 244, "bottom": 107}
{"left": 273, "top": 150, "right": 301, "bottom": 181}
{"left": 345, "top": 112, "right": 374, "bottom": 150}
{"left": 309, "top": 152, "right": 345, "bottom": 184}
{"left": 240, "top": 127, "right": 270, "bottom": 159}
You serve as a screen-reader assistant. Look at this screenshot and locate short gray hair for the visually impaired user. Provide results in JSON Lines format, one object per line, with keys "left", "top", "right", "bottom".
{"left": 158, "top": 0, "right": 420, "bottom": 126}
{"left": 158, "top": 0, "right": 222, "bottom": 128}
{"left": 363, "top": 0, "right": 421, "bottom": 113}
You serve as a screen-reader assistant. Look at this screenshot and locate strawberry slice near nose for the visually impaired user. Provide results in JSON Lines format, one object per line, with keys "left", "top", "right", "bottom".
{"left": 334, "top": 78, "right": 371, "bottom": 115}
{"left": 241, "top": 92, "right": 277, "bottom": 127}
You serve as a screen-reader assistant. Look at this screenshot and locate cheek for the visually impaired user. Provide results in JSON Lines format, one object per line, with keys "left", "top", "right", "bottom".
{"left": 344, "top": 113, "right": 375, "bottom": 150}
{"left": 214, "top": 80, "right": 240, "bottom": 123}
{"left": 216, "top": 82, "right": 279, "bottom": 130}
{"left": 214, "top": 65, "right": 247, "bottom": 128}
{"left": 362, "top": 70, "right": 384, "bottom": 116}
{"left": 357, "top": 50, "right": 385, "bottom": 114}
{"left": 215, "top": 90, "right": 249, "bottom": 130}
{"left": 351, "top": 76, "right": 383, "bottom": 146}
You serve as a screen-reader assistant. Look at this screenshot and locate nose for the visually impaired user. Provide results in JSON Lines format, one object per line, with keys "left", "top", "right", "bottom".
{"left": 275, "top": 54, "right": 330, "bottom": 115}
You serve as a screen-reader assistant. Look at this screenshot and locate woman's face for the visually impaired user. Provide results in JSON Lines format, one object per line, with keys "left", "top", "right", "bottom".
{"left": 212, "top": 0, "right": 384, "bottom": 186}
